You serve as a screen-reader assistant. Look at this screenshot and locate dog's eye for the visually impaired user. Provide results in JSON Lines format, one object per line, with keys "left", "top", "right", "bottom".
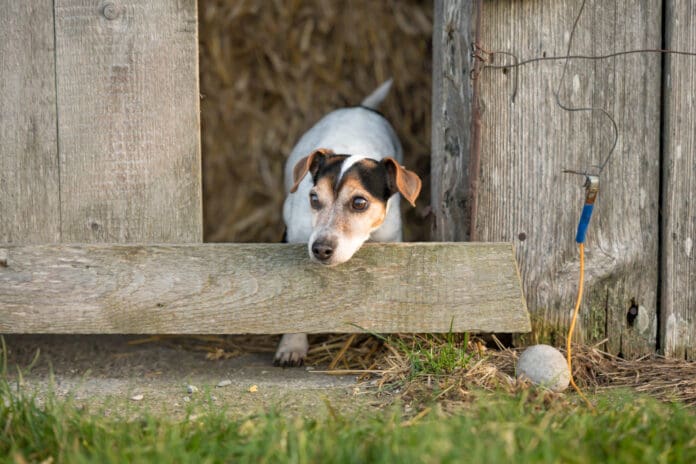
{"left": 309, "top": 192, "right": 321, "bottom": 209}
{"left": 351, "top": 196, "right": 368, "bottom": 211}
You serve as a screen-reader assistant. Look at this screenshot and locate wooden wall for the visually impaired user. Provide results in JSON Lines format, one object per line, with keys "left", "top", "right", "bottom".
{"left": 0, "top": 0, "right": 202, "bottom": 244}
{"left": 433, "top": 0, "right": 694, "bottom": 358}
{"left": 3, "top": 0, "right": 692, "bottom": 351}
{"left": 661, "top": 1, "right": 696, "bottom": 360}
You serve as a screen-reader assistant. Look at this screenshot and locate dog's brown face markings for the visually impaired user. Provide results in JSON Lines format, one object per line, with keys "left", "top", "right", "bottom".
{"left": 291, "top": 149, "right": 421, "bottom": 265}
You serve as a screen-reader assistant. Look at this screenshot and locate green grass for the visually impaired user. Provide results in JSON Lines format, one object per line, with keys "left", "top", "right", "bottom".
{"left": 400, "top": 332, "right": 472, "bottom": 377}
{"left": 2, "top": 374, "right": 696, "bottom": 463}
{"left": 2, "top": 338, "right": 696, "bottom": 463}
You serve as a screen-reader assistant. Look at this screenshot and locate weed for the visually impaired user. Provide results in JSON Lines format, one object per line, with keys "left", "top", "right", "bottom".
{"left": 393, "top": 331, "right": 472, "bottom": 378}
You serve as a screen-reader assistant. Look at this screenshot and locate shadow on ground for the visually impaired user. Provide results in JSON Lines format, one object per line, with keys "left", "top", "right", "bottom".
{"left": 2, "top": 335, "right": 385, "bottom": 418}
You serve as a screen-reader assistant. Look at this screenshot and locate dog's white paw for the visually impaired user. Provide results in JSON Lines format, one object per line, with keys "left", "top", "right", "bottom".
{"left": 274, "top": 333, "right": 308, "bottom": 367}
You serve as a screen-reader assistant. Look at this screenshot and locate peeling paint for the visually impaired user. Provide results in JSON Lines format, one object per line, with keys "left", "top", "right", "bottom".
{"left": 572, "top": 74, "right": 581, "bottom": 93}
{"left": 636, "top": 305, "right": 650, "bottom": 333}
{"left": 685, "top": 237, "right": 692, "bottom": 258}
{"left": 665, "top": 313, "right": 678, "bottom": 354}
{"left": 640, "top": 188, "right": 647, "bottom": 210}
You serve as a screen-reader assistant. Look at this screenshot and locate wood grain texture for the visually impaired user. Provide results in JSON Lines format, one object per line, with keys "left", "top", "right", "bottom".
{"left": 0, "top": 1, "right": 60, "bottom": 244}
{"left": 661, "top": 2, "right": 696, "bottom": 360}
{"left": 54, "top": 0, "right": 202, "bottom": 243}
{"left": 431, "top": 0, "right": 477, "bottom": 241}
{"left": 0, "top": 243, "right": 530, "bottom": 334}
{"left": 475, "top": 1, "right": 661, "bottom": 357}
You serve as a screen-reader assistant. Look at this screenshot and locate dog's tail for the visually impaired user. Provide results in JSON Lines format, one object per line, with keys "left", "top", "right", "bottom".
{"left": 360, "top": 79, "right": 393, "bottom": 110}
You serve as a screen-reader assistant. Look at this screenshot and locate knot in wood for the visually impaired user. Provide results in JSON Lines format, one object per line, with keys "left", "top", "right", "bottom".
{"left": 101, "top": 2, "right": 119, "bottom": 20}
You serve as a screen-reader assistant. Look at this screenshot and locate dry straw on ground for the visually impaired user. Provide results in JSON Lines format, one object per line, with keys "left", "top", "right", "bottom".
{"left": 199, "top": 0, "right": 433, "bottom": 243}
{"left": 138, "top": 334, "right": 696, "bottom": 407}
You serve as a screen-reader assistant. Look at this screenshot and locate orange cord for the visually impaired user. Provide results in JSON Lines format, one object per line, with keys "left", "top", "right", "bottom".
{"left": 566, "top": 242, "right": 594, "bottom": 409}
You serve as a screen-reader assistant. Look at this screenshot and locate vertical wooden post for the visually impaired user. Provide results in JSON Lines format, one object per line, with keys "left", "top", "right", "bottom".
{"left": 661, "top": 2, "right": 696, "bottom": 360}
{"left": 0, "top": 1, "right": 61, "bottom": 244}
{"left": 431, "top": 0, "right": 479, "bottom": 242}
{"left": 432, "top": 0, "right": 662, "bottom": 358}
{"left": 54, "top": 0, "right": 202, "bottom": 243}
{"left": 2, "top": 1, "right": 202, "bottom": 245}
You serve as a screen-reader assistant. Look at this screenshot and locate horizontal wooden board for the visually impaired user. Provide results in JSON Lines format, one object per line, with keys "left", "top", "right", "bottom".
{"left": 0, "top": 243, "right": 529, "bottom": 334}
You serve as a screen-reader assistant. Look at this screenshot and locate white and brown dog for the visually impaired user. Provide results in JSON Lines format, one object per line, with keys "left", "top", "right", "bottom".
{"left": 274, "top": 80, "right": 422, "bottom": 366}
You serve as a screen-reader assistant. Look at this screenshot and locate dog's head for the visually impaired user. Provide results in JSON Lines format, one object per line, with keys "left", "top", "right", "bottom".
{"left": 290, "top": 148, "right": 421, "bottom": 266}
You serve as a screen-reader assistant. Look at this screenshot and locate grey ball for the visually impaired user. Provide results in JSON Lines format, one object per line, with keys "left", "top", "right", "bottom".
{"left": 516, "top": 344, "right": 570, "bottom": 392}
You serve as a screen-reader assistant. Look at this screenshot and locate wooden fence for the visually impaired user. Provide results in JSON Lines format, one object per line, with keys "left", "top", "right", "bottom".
{"left": 432, "top": 0, "right": 695, "bottom": 359}
{"left": 0, "top": 1, "right": 528, "bottom": 337}
{"left": 1, "top": 1, "right": 693, "bottom": 358}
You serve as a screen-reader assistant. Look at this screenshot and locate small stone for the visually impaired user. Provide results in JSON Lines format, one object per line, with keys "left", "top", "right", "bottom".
{"left": 216, "top": 380, "right": 232, "bottom": 388}
{"left": 187, "top": 385, "right": 199, "bottom": 394}
{"left": 248, "top": 385, "right": 258, "bottom": 393}
{"left": 516, "top": 344, "right": 570, "bottom": 392}
{"left": 183, "top": 396, "right": 190, "bottom": 402}
{"left": 130, "top": 394, "right": 144, "bottom": 401}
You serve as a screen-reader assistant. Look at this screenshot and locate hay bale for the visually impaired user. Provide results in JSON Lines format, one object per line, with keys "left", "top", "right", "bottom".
{"left": 199, "top": 0, "right": 433, "bottom": 242}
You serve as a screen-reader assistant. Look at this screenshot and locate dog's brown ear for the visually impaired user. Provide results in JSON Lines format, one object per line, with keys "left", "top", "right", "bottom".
{"left": 290, "top": 148, "right": 334, "bottom": 193}
{"left": 383, "top": 157, "right": 422, "bottom": 207}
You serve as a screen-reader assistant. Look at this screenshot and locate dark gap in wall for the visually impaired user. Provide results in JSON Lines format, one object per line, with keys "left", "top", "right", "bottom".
{"left": 655, "top": 0, "right": 669, "bottom": 354}
{"left": 198, "top": 0, "right": 434, "bottom": 244}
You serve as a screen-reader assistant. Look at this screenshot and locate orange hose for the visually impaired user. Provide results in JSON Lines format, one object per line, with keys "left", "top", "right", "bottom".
{"left": 567, "top": 242, "right": 594, "bottom": 409}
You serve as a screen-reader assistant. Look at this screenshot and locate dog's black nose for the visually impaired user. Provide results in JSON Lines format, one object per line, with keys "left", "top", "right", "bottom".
{"left": 311, "top": 241, "right": 334, "bottom": 261}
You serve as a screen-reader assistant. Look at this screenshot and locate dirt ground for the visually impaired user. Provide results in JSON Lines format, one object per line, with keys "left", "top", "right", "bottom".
{"left": 2, "top": 335, "right": 387, "bottom": 419}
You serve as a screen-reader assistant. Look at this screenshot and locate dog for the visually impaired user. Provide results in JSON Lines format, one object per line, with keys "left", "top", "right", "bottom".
{"left": 274, "top": 80, "right": 422, "bottom": 367}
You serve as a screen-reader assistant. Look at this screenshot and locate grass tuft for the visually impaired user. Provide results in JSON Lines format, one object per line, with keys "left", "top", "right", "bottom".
{"left": 397, "top": 332, "right": 472, "bottom": 378}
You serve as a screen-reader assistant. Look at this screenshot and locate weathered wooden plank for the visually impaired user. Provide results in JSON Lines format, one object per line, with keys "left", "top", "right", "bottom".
{"left": 54, "top": 0, "right": 202, "bottom": 243}
{"left": 431, "top": 0, "right": 478, "bottom": 242}
{"left": 661, "top": 2, "right": 696, "bottom": 360}
{"left": 471, "top": 1, "right": 661, "bottom": 357}
{"left": 0, "top": 243, "right": 530, "bottom": 334}
{"left": 0, "top": 1, "right": 60, "bottom": 244}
